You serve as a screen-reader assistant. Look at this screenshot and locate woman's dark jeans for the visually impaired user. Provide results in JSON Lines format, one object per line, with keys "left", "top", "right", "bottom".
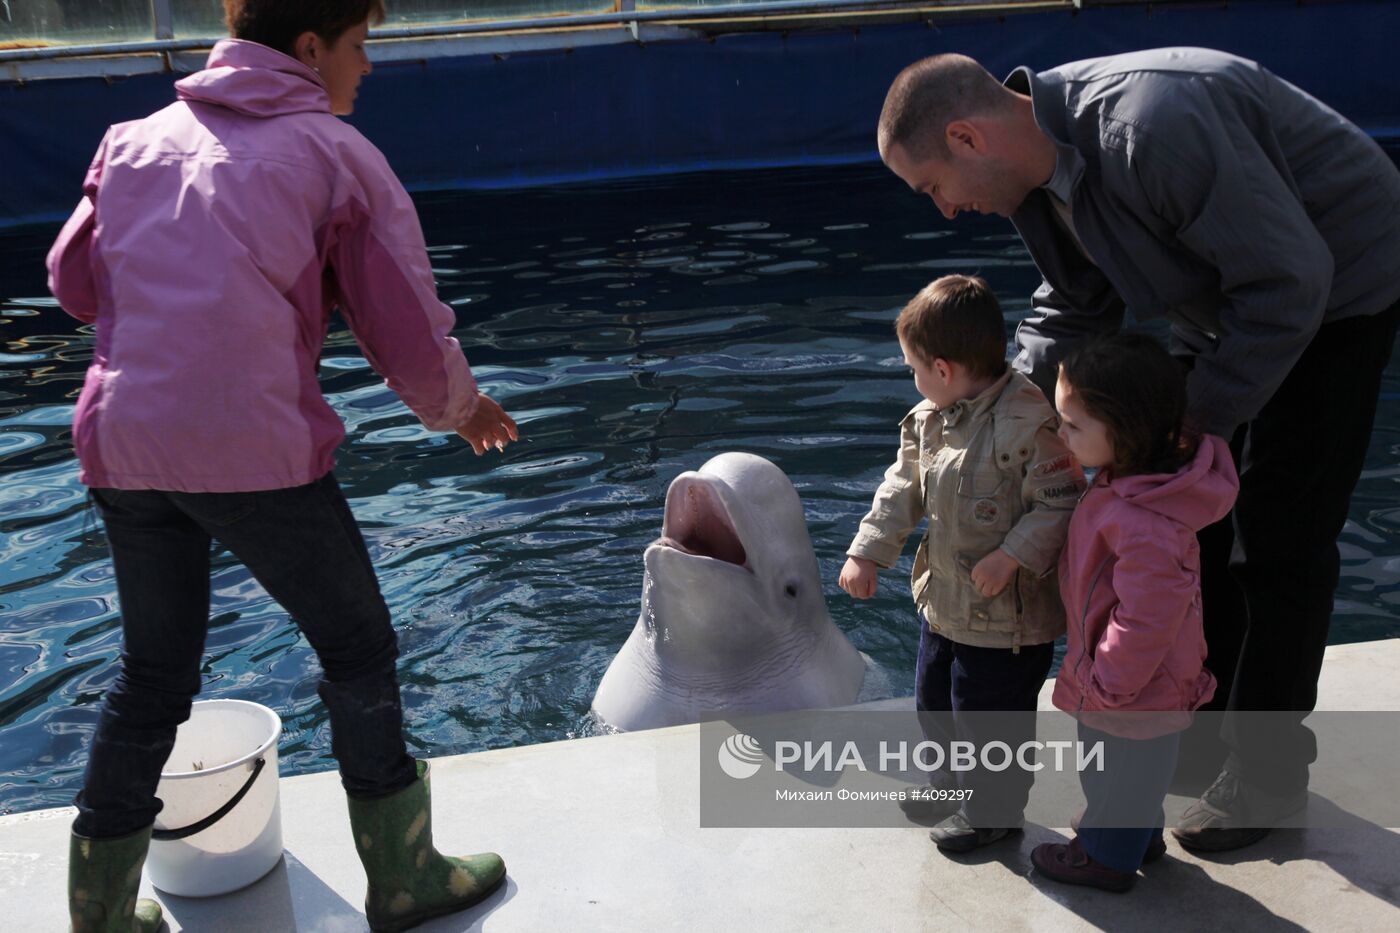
{"left": 74, "top": 473, "right": 417, "bottom": 839}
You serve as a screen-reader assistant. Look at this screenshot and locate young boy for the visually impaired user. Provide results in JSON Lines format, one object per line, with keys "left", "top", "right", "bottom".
{"left": 839, "top": 275, "right": 1084, "bottom": 852}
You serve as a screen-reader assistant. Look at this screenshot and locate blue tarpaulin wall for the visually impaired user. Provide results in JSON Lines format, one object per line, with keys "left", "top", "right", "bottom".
{"left": 4, "top": 0, "right": 1397, "bottom": 228}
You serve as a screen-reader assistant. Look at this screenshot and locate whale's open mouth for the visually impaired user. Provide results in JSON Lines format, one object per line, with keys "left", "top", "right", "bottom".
{"left": 657, "top": 479, "right": 749, "bottom": 569}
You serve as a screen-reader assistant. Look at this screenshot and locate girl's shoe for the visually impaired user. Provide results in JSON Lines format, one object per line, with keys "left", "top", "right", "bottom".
{"left": 68, "top": 826, "right": 164, "bottom": 932}
{"left": 347, "top": 760, "right": 507, "bottom": 932}
{"left": 1070, "top": 808, "right": 1167, "bottom": 864}
{"left": 1032, "top": 836, "right": 1137, "bottom": 893}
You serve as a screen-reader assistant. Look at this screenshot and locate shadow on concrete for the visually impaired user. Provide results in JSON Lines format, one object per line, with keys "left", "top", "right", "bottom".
{"left": 1180, "top": 795, "right": 1400, "bottom": 908}
{"left": 157, "top": 851, "right": 361, "bottom": 932}
{"left": 1022, "top": 824, "right": 1309, "bottom": 932}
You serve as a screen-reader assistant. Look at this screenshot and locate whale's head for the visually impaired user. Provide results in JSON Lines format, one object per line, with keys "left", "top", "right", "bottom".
{"left": 641, "top": 452, "right": 830, "bottom": 668}
{"left": 592, "top": 451, "right": 866, "bottom": 730}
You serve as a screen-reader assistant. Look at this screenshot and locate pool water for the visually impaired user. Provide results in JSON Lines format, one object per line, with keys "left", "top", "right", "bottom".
{"left": 3, "top": 162, "right": 1398, "bottom": 815}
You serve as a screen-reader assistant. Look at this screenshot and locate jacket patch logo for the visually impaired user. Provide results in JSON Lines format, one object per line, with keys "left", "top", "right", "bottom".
{"left": 973, "top": 498, "right": 1000, "bottom": 525}
{"left": 1038, "top": 481, "right": 1086, "bottom": 501}
{"left": 1033, "top": 454, "right": 1073, "bottom": 478}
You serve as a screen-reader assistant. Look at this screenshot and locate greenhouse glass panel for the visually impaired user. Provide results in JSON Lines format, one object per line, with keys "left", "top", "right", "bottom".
{"left": 636, "top": 0, "right": 1068, "bottom": 9}
{"left": 174, "top": 1, "right": 616, "bottom": 40}
{"left": 381, "top": 1, "right": 613, "bottom": 27}
{"left": 171, "top": 0, "right": 225, "bottom": 39}
{"left": 636, "top": 0, "right": 769, "bottom": 8}
{"left": 0, "top": 0, "right": 153, "bottom": 46}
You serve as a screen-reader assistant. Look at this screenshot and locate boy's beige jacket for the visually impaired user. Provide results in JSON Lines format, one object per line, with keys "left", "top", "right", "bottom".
{"left": 848, "top": 370, "right": 1085, "bottom": 650}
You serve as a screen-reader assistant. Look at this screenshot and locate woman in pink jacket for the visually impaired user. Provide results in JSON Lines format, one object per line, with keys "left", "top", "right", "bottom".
{"left": 48, "top": 3, "right": 514, "bottom": 930}
{"left": 1031, "top": 334, "right": 1239, "bottom": 893}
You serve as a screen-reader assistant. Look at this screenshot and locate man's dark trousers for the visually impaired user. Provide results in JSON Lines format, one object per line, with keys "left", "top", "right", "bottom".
{"left": 1195, "top": 298, "right": 1400, "bottom": 795}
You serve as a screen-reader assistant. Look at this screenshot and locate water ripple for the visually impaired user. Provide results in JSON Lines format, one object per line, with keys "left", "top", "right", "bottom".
{"left": 3, "top": 162, "right": 1397, "bottom": 816}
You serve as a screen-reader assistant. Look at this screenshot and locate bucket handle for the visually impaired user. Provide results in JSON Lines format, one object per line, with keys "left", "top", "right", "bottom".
{"left": 152, "top": 757, "right": 266, "bottom": 842}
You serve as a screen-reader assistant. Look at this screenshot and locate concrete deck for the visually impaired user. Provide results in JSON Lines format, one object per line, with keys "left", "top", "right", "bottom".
{"left": 4, "top": 640, "right": 1399, "bottom": 931}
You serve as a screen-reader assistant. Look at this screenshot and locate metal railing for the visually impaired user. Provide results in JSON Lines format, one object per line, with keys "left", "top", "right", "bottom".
{"left": 152, "top": 0, "right": 175, "bottom": 42}
{"left": 0, "top": 0, "right": 1074, "bottom": 64}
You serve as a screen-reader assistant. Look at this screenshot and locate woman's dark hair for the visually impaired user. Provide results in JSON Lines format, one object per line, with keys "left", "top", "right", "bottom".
{"left": 224, "top": 1, "right": 387, "bottom": 56}
{"left": 1058, "top": 332, "right": 1197, "bottom": 477}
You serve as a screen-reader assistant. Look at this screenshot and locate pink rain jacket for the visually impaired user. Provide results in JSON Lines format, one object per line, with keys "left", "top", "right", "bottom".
{"left": 46, "top": 40, "right": 479, "bottom": 493}
{"left": 1053, "top": 435, "right": 1239, "bottom": 738}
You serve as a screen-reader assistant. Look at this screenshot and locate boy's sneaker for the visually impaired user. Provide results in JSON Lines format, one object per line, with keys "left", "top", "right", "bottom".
{"left": 1173, "top": 769, "right": 1308, "bottom": 853}
{"left": 1032, "top": 837, "right": 1137, "bottom": 893}
{"left": 928, "top": 812, "right": 1022, "bottom": 853}
{"left": 898, "top": 784, "right": 960, "bottom": 823}
{"left": 1070, "top": 808, "right": 1167, "bottom": 864}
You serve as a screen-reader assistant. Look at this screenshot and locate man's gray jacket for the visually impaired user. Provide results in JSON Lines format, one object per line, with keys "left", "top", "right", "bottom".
{"left": 1006, "top": 47, "right": 1400, "bottom": 435}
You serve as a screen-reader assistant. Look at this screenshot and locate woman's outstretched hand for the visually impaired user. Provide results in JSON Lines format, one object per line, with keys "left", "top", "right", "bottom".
{"left": 455, "top": 395, "right": 519, "bottom": 455}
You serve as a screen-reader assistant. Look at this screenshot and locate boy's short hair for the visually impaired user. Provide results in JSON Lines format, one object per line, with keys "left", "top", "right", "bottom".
{"left": 224, "top": 1, "right": 387, "bottom": 56}
{"left": 895, "top": 274, "right": 1007, "bottom": 380}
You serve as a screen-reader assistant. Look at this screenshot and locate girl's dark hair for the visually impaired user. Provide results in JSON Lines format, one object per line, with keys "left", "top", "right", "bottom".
{"left": 1058, "top": 332, "right": 1197, "bottom": 477}
{"left": 224, "top": 1, "right": 387, "bottom": 56}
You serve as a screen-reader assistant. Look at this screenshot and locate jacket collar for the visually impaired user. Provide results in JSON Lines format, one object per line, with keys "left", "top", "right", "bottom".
{"left": 939, "top": 367, "right": 1011, "bottom": 430}
{"left": 175, "top": 39, "right": 330, "bottom": 118}
{"left": 1005, "top": 65, "right": 1084, "bottom": 203}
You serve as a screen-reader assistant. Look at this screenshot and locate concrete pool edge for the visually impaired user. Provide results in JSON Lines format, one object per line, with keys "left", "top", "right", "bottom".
{"left": 3, "top": 636, "right": 1399, "bottom": 930}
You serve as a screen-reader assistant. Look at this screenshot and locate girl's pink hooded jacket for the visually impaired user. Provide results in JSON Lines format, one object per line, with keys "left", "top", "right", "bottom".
{"left": 1053, "top": 434, "right": 1239, "bottom": 737}
{"left": 46, "top": 40, "right": 479, "bottom": 493}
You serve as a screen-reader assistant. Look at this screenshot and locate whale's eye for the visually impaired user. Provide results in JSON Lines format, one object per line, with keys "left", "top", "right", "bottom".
{"left": 784, "top": 583, "right": 798, "bottom": 598}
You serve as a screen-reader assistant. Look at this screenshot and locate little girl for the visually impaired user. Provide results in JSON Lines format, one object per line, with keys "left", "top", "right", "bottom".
{"left": 1031, "top": 333, "right": 1239, "bottom": 892}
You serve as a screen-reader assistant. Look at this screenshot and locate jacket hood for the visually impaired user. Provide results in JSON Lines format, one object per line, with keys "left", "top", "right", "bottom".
{"left": 1108, "top": 434, "right": 1238, "bottom": 532}
{"left": 175, "top": 39, "right": 330, "bottom": 118}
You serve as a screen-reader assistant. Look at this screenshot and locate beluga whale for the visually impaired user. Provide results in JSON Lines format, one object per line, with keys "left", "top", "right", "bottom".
{"left": 592, "top": 451, "right": 866, "bottom": 731}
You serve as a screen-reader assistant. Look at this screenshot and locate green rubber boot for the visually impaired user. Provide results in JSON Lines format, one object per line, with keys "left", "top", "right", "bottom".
{"left": 68, "top": 826, "right": 164, "bottom": 933}
{"left": 347, "top": 760, "right": 506, "bottom": 932}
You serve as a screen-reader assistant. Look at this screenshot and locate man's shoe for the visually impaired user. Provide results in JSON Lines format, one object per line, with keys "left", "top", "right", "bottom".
{"left": 928, "top": 812, "right": 1022, "bottom": 853}
{"left": 1070, "top": 808, "right": 1167, "bottom": 864}
{"left": 1032, "top": 837, "right": 1137, "bottom": 893}
{"left": 1173, "top": 769, "right": 1307, "bottom": 854}
{"left": 898, "top": 784, "right": 960, "bottom": 822}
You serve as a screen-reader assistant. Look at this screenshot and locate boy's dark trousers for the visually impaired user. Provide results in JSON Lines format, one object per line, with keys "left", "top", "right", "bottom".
{"left": 914, "top": 621, "right": 1054, "bottom": 827}
{"left": 74, "top": 472, "right": 418, "bottom": 839}
{"left": 1076, "top": 723, "right": 1179, "bottom": 872}
{"left": 1192, "top": 299, "right": 1400, "bottom": 795}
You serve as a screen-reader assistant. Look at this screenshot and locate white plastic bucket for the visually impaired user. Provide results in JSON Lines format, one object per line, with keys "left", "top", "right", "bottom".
{"left": 146, "top": 699, "right": 284, "bottom": 897}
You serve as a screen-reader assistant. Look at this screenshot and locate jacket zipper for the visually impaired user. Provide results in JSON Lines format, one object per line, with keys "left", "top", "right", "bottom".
{"left": 1076, "top": 554, "right": 1112, "bottom": 713}
{"left": 1072, "top": 476, "right": 1106, "bottom": 713}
